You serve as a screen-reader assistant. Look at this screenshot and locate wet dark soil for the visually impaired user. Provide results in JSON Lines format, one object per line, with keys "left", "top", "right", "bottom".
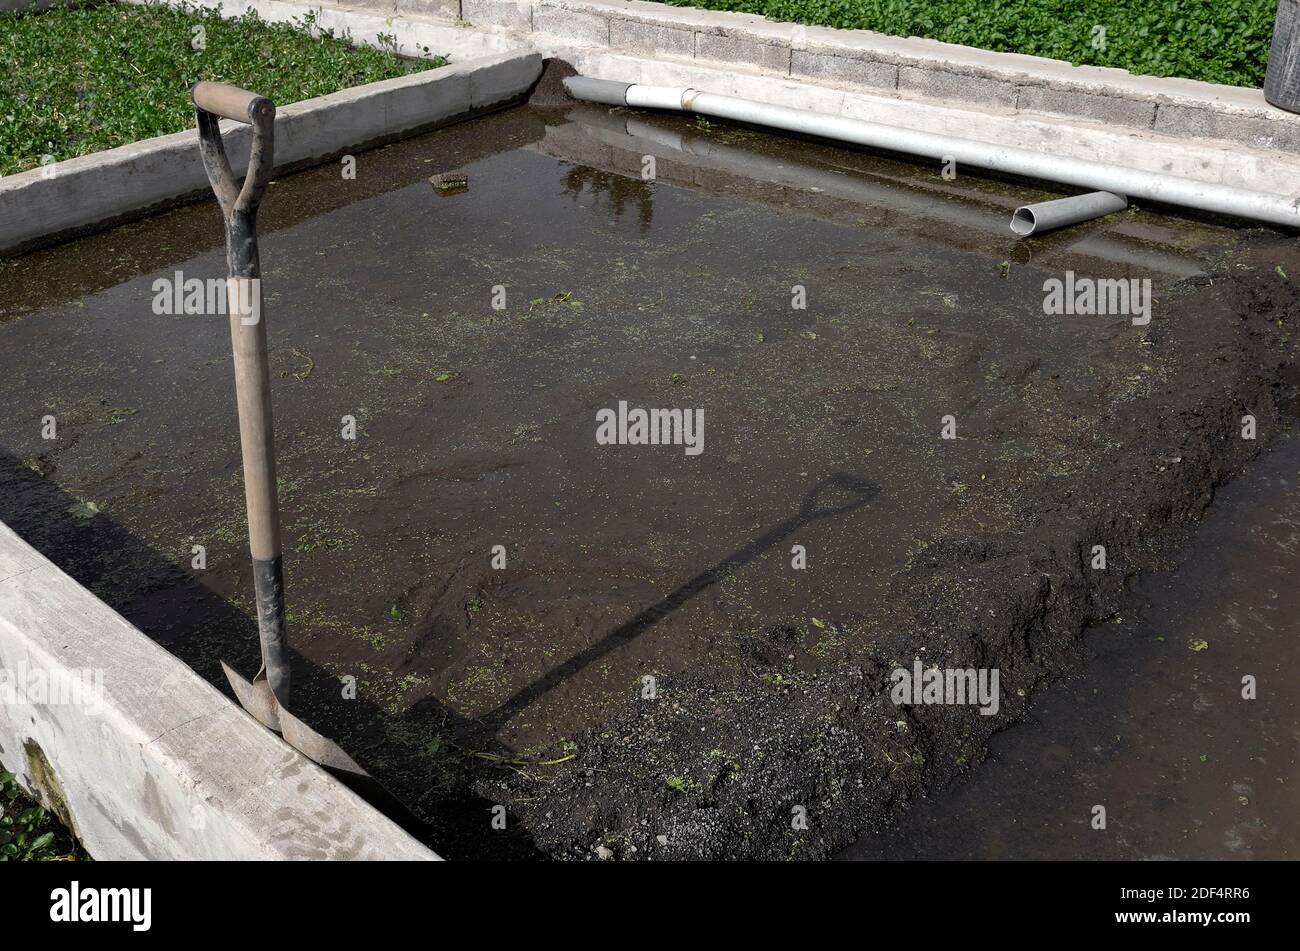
{"left": 844, "top": 425, "right": 1300, "bottom": 861}
{"left": 0, "top": 100, "right": 1295, "bottom": 860}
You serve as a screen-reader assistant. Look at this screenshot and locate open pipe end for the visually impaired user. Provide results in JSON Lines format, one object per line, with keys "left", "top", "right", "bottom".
{"left": 1010, "top": 207, "right": 1037, "bottom": 236}
{"left": 562, "top": 76, "right": 631, "bottom": 107}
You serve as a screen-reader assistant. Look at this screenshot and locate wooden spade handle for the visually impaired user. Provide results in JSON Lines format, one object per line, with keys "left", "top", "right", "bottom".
{"left": 192, "top": 81, "right": 275, "bottom": 125}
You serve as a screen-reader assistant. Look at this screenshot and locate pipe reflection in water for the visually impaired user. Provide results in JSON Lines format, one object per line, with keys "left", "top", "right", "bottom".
{"left": 543, "top": 106, "right": 1208, "bottom": 279}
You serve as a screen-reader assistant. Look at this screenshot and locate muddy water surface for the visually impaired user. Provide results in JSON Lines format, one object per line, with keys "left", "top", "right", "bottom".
{"left": 0, "top": 104, "right": 1248, "bottom": 832}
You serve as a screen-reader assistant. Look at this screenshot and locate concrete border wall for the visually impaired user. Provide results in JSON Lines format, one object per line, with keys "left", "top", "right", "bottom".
{"left": 566, "top": 49, "right": 1300, "bottom": 201}
{"left": 11, "top": 0, "right": 1297, "bottom": 258}
{"left": 0, "top": 47, "right": 541, "bottom": 256}
{"left": 0, "top": 521, "right": 439, "bottom": 860}
{"left": 312, "top": 0, "right": 1300, "bottom": 155}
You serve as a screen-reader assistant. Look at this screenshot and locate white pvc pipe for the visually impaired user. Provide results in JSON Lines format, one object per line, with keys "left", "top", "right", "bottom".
{"left": 625, "top": 85, "right": 689, "bottom": 111}
{"left": 1011, "top": 191, "right": 1129, "bottom": 236}
{"left": 563, "top": 77, "right": 1300, "bottom": 229}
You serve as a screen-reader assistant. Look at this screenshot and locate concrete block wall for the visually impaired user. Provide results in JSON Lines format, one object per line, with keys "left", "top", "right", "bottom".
{"left": 319, "top": 0, "right": 1300, "bottom": 155}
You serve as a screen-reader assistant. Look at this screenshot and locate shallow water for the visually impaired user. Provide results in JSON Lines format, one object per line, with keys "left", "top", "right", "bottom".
{"left": 0, "top": 102, "right": 1249, "bottom": 793}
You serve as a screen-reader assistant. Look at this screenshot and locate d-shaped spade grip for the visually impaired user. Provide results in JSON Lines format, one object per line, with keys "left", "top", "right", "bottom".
{"left": 193, "top": 80, "right": 275, "bottom": 124}
{"left": 192, "top": 81, "right": 275, "bottom": 277}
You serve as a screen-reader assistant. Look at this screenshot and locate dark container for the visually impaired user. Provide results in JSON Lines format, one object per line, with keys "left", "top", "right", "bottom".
{"left": 1265, "top": 0, "right": 1300, "bottom": 112}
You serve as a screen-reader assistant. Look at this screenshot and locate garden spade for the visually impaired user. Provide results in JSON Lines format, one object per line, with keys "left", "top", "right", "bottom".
{"left": 192, "top": 82, "right": 364, "bottom": 778}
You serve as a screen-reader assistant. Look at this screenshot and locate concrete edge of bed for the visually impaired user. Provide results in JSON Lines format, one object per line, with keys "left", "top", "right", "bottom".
{"left": 452, "top": 0, "right": 1300, "bottom": 152}
{"left": 0, "top": 521, "right": 440, "bottom": 860}
{"left": 0, "top": 48, "right": 542, "bottom": 257}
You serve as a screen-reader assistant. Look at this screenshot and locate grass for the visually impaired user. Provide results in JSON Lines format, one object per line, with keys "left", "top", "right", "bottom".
{"left": 1, "top": 768, "right": 86, "bottom": 861}
{"left": 662, "top": 0, "right": 1274, "bottom": 87}
{"left": 0, "top": 1, "right": 447, "bottom": 176}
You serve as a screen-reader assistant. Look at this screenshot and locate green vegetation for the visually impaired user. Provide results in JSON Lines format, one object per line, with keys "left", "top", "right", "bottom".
{"left": 0, "top": 769, "right": 85, "bottom": 861}
{"left": 663, "top": 0, "right": 1273, "bottom": 87}
{"left": 1, "top": 1, "right": 446, "bottom": 176}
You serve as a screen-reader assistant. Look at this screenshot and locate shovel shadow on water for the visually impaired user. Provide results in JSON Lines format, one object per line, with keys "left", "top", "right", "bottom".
{"left": 405, "top": 471, "right": 881, "bottom": 757}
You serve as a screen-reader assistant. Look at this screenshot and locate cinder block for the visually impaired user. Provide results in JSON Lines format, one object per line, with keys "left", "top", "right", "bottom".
{"left": 755, "top": 77, "right": 847, "bottom": 115}
{"left": 1154, "top": 103, "right": 1300, "bottom": 152}
{"left": 332, "top": 0, "right": 399, "bottom": 13}
{"left": 611, "top": 18, "right": 694, "bottom": 57}
{"left": 394, "top": 0, "right": 460, "bottom": 19}
{"left": 1017, "top": 85, "right": 1154, "bottom": 129}
{"left": 695, "top": 31, "right": 791, "bottom": 74}
{"left": 460, "top": 0, "right": 531, "bottom": 31}
{"left": 898, "top": 65, "right": 1016, "bottom": 108}
{"left": 791, "top": 50, "right": 897, "bottom": 91}
{"left": 638, "top": 56, "right": 738, "bottom": 94}
{"left": 533, "top": 6, "right": 610, "bottom": 46}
